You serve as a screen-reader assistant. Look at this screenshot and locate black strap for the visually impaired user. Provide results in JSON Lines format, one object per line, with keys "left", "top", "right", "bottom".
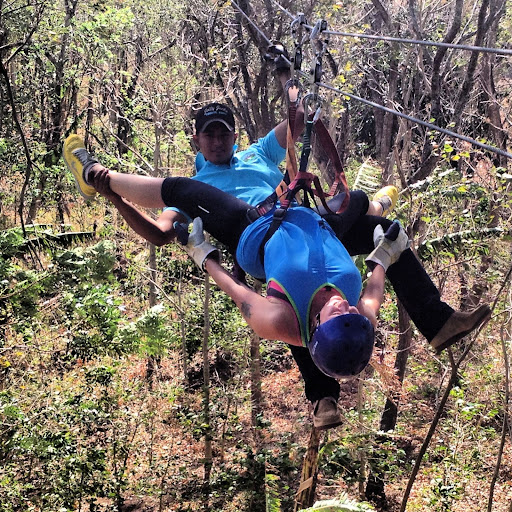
{"left": 257, "top": 207, "right": 287, "bottom": 263}
{"left": 246, "top": 191, "right": 278, "bottom": 222}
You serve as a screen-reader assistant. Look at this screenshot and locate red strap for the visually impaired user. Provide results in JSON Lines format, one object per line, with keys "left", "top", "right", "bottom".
{"left": 312, "top": 118, "right": 350, "bottom": 213}
{"left": 276, "top": 102, "right": 301, "bottom": 202}
{"left": 274, "top": 102, "right": 350, "bottom": 215}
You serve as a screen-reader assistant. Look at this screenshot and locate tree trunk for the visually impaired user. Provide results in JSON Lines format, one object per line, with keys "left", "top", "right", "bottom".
{"left": 202, "top": 272, "right": 213, "bottom": 507}
{"left": 294, "top": 427, "right": 323, "bottom": 511}
{"left": 26, "top": 0, "right": 79, "bottom": 223}
{"left": 146, "top": 121, "right": 161, "bottom": 387}
{"left": 479, "top": 0, "right": 508, "bottom": 167}
{"left": 117, "top": 33, "right": 144, "bottom": 154}
{"left": 380, "top": 301, "right": 412, "bottom": 431}
{"left": 250, "top": 280, "right": 263, "bottom": 448}
{"left": 146, "top": 243, "right": 158, "bottom": 388}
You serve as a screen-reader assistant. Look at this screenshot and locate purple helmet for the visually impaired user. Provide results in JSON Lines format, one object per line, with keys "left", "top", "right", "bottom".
{"left": 308, "top": 313, "right": 375, "bottom": 379}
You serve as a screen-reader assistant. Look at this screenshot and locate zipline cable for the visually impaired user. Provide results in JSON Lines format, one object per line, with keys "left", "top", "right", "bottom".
{"left": 271, "top": 0, "right": 512, "bottom": 56}
{"left": 230, "top": 0, "right": 274, "bottom": 47}
{"left": 321, "top": 30, "right": 512, "bottom": 57}
{"left": 318, "top": 81, "right": 512, "bottom": 160}
{"left": 228, "top": 0, "right": 512, "bottom": 160}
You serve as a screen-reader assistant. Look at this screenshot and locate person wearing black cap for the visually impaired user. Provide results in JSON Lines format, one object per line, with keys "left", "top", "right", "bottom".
{"left": 62, "top": 97, "right": 400, "bottom": 430}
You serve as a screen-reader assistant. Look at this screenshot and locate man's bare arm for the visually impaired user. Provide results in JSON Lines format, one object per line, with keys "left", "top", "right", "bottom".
{"left": 357, "top": 265, "right": 386, "bottom": 328}
{"left": 92, "top": 167, "right": 187, "bottom": 246}
{"left": 203, "top": 257, "right": 300, "bottom": 345}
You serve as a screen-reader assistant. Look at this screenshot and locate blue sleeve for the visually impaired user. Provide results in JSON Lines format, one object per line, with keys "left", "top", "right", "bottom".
{"left": 250, "top": 129, "right": 286, "bottom": 166}
{"left": 163, "top": 207, "right": 192, "bottom": 223}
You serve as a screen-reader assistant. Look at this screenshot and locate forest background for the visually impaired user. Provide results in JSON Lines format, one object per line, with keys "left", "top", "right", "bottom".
{"left": 1, "top": 0, "right": 512, "bottom": 511}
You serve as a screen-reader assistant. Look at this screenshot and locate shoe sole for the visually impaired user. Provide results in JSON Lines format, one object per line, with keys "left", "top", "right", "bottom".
{"left": 314, "top": 419, "right": 343, "bottom": 430}
{"left": 67, "top": 159, "right": 96, "bottom": 200}
{"left": 63, "top": 136, "right": 96, "bottom": 200}
{"left": 434, "top": 306, "right": 492, "bottom": 354}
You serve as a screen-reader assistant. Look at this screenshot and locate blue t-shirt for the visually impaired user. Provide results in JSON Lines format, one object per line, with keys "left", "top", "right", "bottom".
{"left": 167, "top": 129, "right": 286, "bottom": 219}
{"left": 236, "top": 206, "right": 362, "bottom": 345}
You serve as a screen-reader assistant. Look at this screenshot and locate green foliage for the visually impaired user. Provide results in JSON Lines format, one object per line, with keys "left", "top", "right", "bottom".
{"left": 0, "top": 365, "right": 144, "bottom": 512}
{"left": 61, "top": 283, "right": 124, "bottom": 359}
{"left": 265, "top": 472, "right": 282, "bottom": 512}
{"left": 428, "top": 477, "right": 462, "bottom": 511}
{"left": 321, "top": 432, "right": 407, "bottom": 488}
{"left": 54, "top": 240, "right": 117, "bottom": 283}
{"left": 117, "top": 304, "right": 173, "bottom": 358}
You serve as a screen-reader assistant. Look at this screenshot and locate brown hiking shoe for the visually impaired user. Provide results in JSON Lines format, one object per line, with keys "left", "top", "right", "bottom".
{"left": 312, "top": 397, "right": 343, "bottom": 430}
{"left": 430, "top": 304, "right": 492, "bottom": 354}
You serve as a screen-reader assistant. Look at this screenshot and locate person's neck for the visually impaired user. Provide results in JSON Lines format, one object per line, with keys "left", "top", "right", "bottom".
{"left": 309, "top": 287, "right": 341, "bottom": 329}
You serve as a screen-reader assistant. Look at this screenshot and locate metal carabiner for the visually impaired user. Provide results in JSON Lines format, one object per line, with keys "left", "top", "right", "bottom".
{"left": 290, "top": 13, "right": 307, "bottom": 74}
{"left": 310, "top": 19, "right": 327, "bottom": 42}
{"left": 311, "top": 57, "right": 322, "bottom": 85}
{"left": 303, "top": 93, "right": 323, "bottom": 124}
{"left": 293, "top": 45, "right": 303, "bottom": 72}
{"left": 291, "top": 13, "right": 307, "bottom": 34}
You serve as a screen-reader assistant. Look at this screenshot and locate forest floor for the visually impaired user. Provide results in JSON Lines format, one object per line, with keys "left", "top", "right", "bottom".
{"left": 86, "top": 330, "right": 512, "bottom": 512}
{"left": 4, "top": 205, "right": 511, "bottom": 512}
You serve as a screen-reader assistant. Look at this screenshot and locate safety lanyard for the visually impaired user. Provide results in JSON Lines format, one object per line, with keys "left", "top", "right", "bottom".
{"left": 254, "top": 19, "right": 351, "bottom": 263}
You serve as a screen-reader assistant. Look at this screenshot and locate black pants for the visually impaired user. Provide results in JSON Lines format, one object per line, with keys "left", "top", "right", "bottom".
{"left": 162, "top": 178, "right": 454, "bottom": 402}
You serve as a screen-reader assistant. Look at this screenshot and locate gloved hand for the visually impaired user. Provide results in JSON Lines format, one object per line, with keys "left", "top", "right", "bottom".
{"left": 264, "top": 43, "right": 290, "bottom": 73}
{"left": 365, "top": 220, "right": 411, "bottom": 271}
{"left": 176, "top": 217, "right": 220, "bottom": 270}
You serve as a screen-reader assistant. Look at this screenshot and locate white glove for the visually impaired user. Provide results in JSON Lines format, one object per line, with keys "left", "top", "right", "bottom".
{"left": 365, "top": 221, "right": 411, "bottom": 271}
{"left": 179, "top": 217, "right": 220, "bottom": 270}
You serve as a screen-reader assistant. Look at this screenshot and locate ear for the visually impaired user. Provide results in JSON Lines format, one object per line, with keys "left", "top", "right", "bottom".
{"left": 192, "top": 133, "right": 200, "bottom": 151}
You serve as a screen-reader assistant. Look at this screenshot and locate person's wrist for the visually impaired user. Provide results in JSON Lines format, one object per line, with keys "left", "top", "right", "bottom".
{"left": 107, "top": 192, "right": 123, "bottom": 205}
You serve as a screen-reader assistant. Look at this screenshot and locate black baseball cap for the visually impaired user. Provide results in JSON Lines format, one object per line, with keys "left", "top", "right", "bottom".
{"left": 195, "top": 103, "right": 235, "bottom": 133}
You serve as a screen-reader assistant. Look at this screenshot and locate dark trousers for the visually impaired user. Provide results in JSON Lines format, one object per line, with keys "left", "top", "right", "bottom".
{"left": 161, "top": 178, "right": 454, "bottom": 403}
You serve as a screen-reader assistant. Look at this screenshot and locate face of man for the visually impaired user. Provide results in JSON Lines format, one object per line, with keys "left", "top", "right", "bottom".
{"left": 193, "top": 122, "right": 237, "bottom": 165}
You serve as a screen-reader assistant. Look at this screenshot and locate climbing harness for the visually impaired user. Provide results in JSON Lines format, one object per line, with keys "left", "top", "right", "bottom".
{"left": 248, "top": 17, "right": 352, "bottom": 263}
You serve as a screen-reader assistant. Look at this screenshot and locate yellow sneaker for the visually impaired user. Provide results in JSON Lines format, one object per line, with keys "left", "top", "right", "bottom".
{"left": 63, "top": 135, "right": 97, "bottom": 200}
{"left": 373, "top": 185, "right": 398, "bottom": 217}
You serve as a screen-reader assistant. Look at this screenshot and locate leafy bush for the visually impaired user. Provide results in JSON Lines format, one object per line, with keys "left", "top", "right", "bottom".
{"left": 0, "top": 365, "right": 144, "bottom": 512}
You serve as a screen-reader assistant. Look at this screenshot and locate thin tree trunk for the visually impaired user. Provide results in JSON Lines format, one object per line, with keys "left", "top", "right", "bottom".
{"left": 146, "top": 121, "right": 161, "bottom": 387}
{"left": 146, "top": 243, "right": 158, "bottom": 388}
{"left": 452, "top": 0, "right": 490, "bottom": 132}
{"left": 380, "top": 302, "right": 412, "bottom": 431}
{"left": 250, "top": 280, "right": 263, "bottom": 448}
{"left": 202, "top": 268, "right": 213, "bottom": 508}
{"left": 487, "top": 316, "right": 511, "bottom": 511}
{"left": 178, "top": 273, "right": 188, "bottom": 382}
{"left": 294, "top": 427, "right": 323, "bottom": 511}
{"left": 479, "top": 0, "right": 508, "bottom": 167}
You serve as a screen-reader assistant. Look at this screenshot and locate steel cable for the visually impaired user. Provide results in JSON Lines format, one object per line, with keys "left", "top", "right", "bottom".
{"left": 228, "top": 0, "right": 512, "bottom": 160}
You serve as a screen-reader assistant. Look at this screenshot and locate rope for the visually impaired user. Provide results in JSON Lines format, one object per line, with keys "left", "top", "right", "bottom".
{"left": 318, "top": 81, "right": 512, "bottom": 160}
{"left": 321, "top": 30, "right": 512, "bottom": 57}
{"left": 229, "top": 0, "right": 273, "bottom": 47}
